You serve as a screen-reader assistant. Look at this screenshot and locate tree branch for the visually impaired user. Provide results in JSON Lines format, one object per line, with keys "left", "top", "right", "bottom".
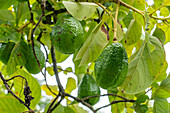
{"left": 95, "top": 99, "right": 135, "bottom": 112}
{"left": 51, "top": 45, "right": 65, "bottom": 93}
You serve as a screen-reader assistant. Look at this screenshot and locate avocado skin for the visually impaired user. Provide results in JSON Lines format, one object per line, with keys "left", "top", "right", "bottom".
{"left": 0, "top": 42, "right": 15, "bottom": 64}
{"left": 24, "top": 45, "right": 45, "bottom": 74}
{"left": 51, "top": 15, "right": 83, "bottom": 54}
{"left": 94, "top": 43, "right": 128, "bottom": 90}
{"left": 78, "top": 74, "right": 100, "bottom": 106}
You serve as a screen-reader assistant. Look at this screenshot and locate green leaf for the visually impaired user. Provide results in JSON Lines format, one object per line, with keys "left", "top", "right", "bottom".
{"left": 65, "top": 77, "right": 76, "bottom": 94}
{"left": 158, "top": 23, "right": 170, "bottom": 43}
{"left": 125, "top": 19, "right": 142, "bottom": 45}
{"left": 123, "top": 11, "right": 134, "bottom": 28}
{"left": 160, "top": 77, "right": 170, "bottom": 93}
{"left": 132, "top": 0, "right": 147, "bottom": 10}
{"left": 13, "top": 2, "right": 30, "bottom": 25}
{"left": 70, "top": 104, "right": 88, "bottom": 113}
{"left": 135, "top": 104, "right": 148, "bottom": 113}
{"left": 0, "top": 10, "right": 15, "bottom": 22}
{"left": 153, "top": 97, "right": 169, "bottom": 113}
{"left": 11, "top": 69, "right": 41, "bottom": 108}
{"left": 6, "top": 39, "right": 28, "bottom": 75}
{"left": 48, "top": 48, "right": 69, "bottom": 64}
{"left": 44, "top": 104, "right": 76, "bottom": 113}
{"left": 160, "top": 7, "right": 170, "bottom": 17}
{"left": 0, "top": 25, "right": 21, "bottom": 43}
{"left": 135, "top": 94, "right": 149, "bottom": 105}
{"left": 164, "top": 0, "right": 170, "bottom": 6}
{"left": 0, "top": 96, "right": 26, "bottom": 113}
{"left": 108, "top": 91, "right": 125, "bottom": 113}
{"left": 41, "top": 85, "right": 59, "bottom": 97}
{"left": 46, "top": 66, "right": 54, "bottom": 76}
{"left": 63, "top": 1, "right": 98, "bottom": 21}
{"left": 75, "top": 22, "right": 108, "bottom": 66}
{"left": 155, "top": 61, "right": 168, "bottom": 82}
{"left": 153, "top": 0, "right": 163, "bottom": 8}
{"left": 64, "top": 67, "right": 73, "bottom": 75}
{"left": 121, "top": 34, "right": 165, "bottom": 94}
{"left": 153, "top": 27, "right": 166, "bottom": 44}
{"left": 0, "top": 0, "right": 17, "bottom": 10}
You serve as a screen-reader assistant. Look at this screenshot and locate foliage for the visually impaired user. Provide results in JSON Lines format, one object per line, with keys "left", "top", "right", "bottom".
{"left": 0, "top": 0, "right": 169, "bottom": 113}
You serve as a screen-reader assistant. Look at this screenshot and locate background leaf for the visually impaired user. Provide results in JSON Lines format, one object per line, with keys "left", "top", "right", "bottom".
{"left": 65, "top": 77, "right": 76, "bottom": 94}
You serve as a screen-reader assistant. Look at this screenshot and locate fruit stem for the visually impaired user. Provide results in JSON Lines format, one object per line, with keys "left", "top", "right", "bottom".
{"left": 113, "top": 0, "right": 120, "bottom": 42}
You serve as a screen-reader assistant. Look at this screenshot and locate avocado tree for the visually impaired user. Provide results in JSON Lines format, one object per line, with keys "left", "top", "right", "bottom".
{"left": 0, "top": 0, "right": 170, "bottom": 113}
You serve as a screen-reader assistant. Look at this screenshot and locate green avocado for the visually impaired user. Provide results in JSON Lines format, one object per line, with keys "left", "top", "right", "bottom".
{"left": 50, "top": 15, "right": 83, "bottom": 54}
{"left": 24, "top": 45, "right": 45, "bottom": 74}
{"left": 94, "top": 43, "right": 128, "bottom": 90}
{"left": 78, "top": 74, "right": 100, "bottom": 106}
{"left": 0, "top": 42, "right": 15, "bottom": 64}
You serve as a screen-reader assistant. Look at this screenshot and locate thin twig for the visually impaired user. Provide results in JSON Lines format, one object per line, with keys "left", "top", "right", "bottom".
{"left": 65, "top": 93, "right": 95, "bottom": 112}
{"left": 0, "top": 72, "right": 31, "bottom": 111}
{"left": 95, "top": 99, "right": 135, "bottom": 112}
{"left": 113, "top": 0, "right": 120, "bottom": 41}
{"left": 50, "top": 96, "right": 65, "bottom": 112}
{"left": 82, "top": 93, "right": 129, "bottom": 101}
{"left": 47, "top": 94, "right": 60, "bottom": 113}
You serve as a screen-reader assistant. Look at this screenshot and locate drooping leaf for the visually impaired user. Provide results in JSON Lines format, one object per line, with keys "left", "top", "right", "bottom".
{"left": 41, "top": 85, "right": 59, "bottom": 97}
{"left": 11, "top": 69, "right": 41, "bottom": 108}
{"left": 75, "top": 22, "right": 108, "bottom": 66}
{"left": 125, "top": 19, "right": 142, "bottom": 45}
{"left": 153, "top": 97, "right": 169, "bottom": 113}
{"left": 13, "top": 2, "right": 30, "bottom": 25}
{"left": 121, "top": 34, "right": 165, "bottom": 94}
{"left": 6, "top": 39, "right": 28, "bottom": 75}
{"left": 0, "top": 96, "right": 26, "bottom": 113}
{"left": 63, "top": 1, "right": 98, "bottom": 21}
{"left": 65, "top": 77, "right": 76, "bottom": 94}
{"left": 123, "top": 11, "right": 134, "bottom": 28}
{"left": 0, "top": 25, "right": 21, "bottom": 43}
{"left": 157, "top": 23, "right": 170, "bottom": 43}
{"left": 153, "top": 27, "right": 166, "bottom": 44}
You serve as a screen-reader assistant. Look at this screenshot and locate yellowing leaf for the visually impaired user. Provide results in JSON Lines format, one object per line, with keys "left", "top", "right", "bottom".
{"left": 121, "top": 34, "right": 165, "bottom": 94}
{"left": 63, "top": 1, "right": 98, "bottom": 21}
{"left": 41, "top": 85, "right": 59, "bottom": 97}
{"left": 160, "top": 7, "right": 170, "bottom": 17}
{"left": 164, "top": 0, "right": 170, "bottom": 6}
{"left": 65, "top": 77, "right": 76, "bottom": 94}
{"left": 158, "top": 23, "right": 170, "bottom": 43}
